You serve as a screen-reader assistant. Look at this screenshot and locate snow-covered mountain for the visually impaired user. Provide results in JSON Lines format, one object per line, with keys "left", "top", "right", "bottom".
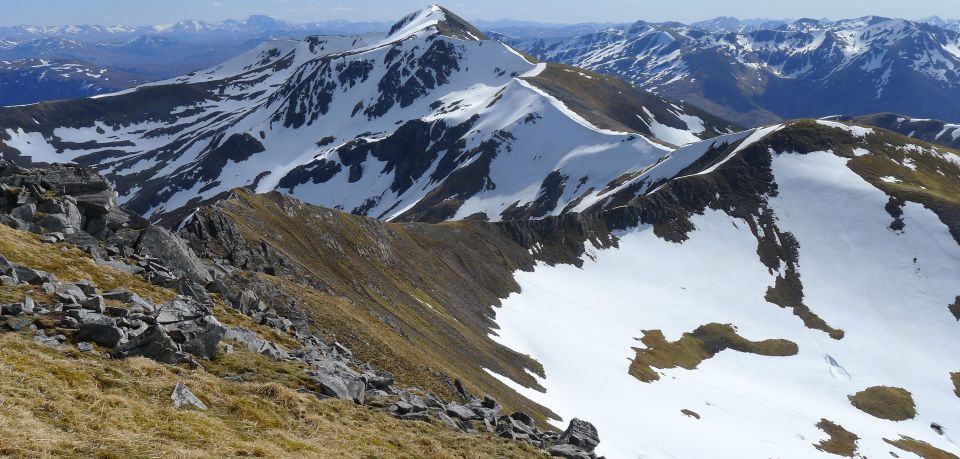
{"left": 0, "top": 5, "right": 733, "bottom": 222}
{"left": 507, "top": 16, "right": 960, "bottom": 126}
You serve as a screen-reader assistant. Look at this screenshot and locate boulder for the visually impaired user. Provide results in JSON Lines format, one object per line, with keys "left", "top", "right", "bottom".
{"left": 171, "top": 382, "right": 207, "bottom": 410}
{"left": 76, "top": 314, "right": 124, "bottom": 347}
{"left": 546, "top": 444, "right": 593, "bottom": 459}
{"left": 166, "top": 315, "right": 226, "bottom": 360}
{"left": 0, "top": 255, "right": 14, "bottom": 275}
{"left": 136, "top": 226, "right": 212, "bottom": 284}
{"left": 306, "top": 357, "right": 366, "bottom": 404}
{"left": 14, "top": 266, "right": 53, "bottom": 285}
{"left": 101, "top": 289, "right": 135, "bottom": 303}
{"left": 1, "top": 303, "right": 23, "bottom": 315}
{"left": 21, "top": 297, "right": 35, "bottom": 314}
{"left": 116, "top": 325, "right": 185, "bottom": 364}
{"left": 74, "top": 280, "right": 97, "bottom": 295}
{"left": 4, "top": 317, "right": 33, "bottom": 331}
{"left": 559, "top": 418, "right": 600, "bottom": 452}
{"left": 81, "top": 295, "right": 105, "bottom": 312}
{"left": 446, "top": 403, "right": 480, "bottom": 421}
{"left": 155, "top": 299, "right": 208, "bottom": 324}
{"left": 10, "top": 203, "right": 35, "bottom": 222}
{"left": 37, "top": 213, "right": 73, "bottom": 233}
{"left": 50, "top": 282, "right": 87, "bottom": 304}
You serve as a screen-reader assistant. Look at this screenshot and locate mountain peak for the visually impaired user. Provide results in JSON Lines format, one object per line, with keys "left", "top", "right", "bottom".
{"left": 386, "top": 5, "right": 488, "bottom": 41}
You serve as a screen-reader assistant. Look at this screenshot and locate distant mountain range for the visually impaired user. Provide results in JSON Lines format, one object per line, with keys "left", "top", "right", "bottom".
{"left": 504, "top": 16, "right": 960, "bottom": 126}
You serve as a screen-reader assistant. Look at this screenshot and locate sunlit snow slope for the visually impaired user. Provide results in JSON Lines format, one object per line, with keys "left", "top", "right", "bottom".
{"left": 488, "top": 120, "right": 960, "bottom": 458}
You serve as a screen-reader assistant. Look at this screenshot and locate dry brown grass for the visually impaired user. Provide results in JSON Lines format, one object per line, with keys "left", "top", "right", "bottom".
{"left": 0, "top": 223, "right": 174, "bottom": 303}
{"left": 848, "top": 386, "right": 916, "bottom": 421}
{"left": 0, "top": 332, "right": 544, "bottom": 458}
{"left": 813, "top": 419, "right": 859, "bottom": 457}
{"left": 629, "top": 323, "right": 798, "bottom": 382}
{"left": 951, "top": 372, "right": 960, "bottom": 399}
{"left": 884, "top": 436, "right": 959, "bottom": 459}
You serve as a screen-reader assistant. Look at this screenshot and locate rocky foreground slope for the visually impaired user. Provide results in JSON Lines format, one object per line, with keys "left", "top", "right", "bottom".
{"left": 0, "top": 158, "right": 603, "bottom": 458}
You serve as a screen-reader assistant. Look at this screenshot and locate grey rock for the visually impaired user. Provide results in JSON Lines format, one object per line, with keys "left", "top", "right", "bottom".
{"left": 363, "top": 370, "right": 395, "bottom": 390}
{"left": 398, "top": 412, "right": 431, "bottom": 422}
{"left": 511, "top": 411, "right": 536, "bottom": 427}
{"left": 1, "top": 303, "right": 23, "bottom": 315}
{"left": 546, "top": 444, "right": 593, "bottom": 459}
{"left": 155, "top": 299, "right": 207, "bottom": 324}
{"left": 82, "top": 295, "right": 105, "bottom": 312}
{"left": 305, "top": 356, "right": 366, "bottom": 404}
{"left": 76, "top": 314, "right": 124, "bottom": 347}
{"left": 446, "top": 403, "right": 480, "bottom": 421}
{"left": 398, "top": 391, "right": 427, "bottom": 413}
{"left": 74, "top": 280, "right": 97, "bottom": 295}
{"left": 51, "top": 282, "right": 87, "bottom": 303}
{"left": 433, "top": 411, "right": 460, "bottom": 430}
{"left": 38, "top": 213, "right": 73, "bottom": 233}
{"left": 4, "top": 317, "right": 33, "bottom": 331}
{"left": 166, "top": 315, "right": 226, "bottom": 360}
{"left": 0, "top": 276, "right": 16, "bottom": 286}
{"left": 116, "top": 325, "right": 185, "bottom": 364}
{"left": 59, "top": 316, "right": 79, "bottom": 329}
{"left": 10, "top": 203, "right": 35, "bottom": 222}
{"left": 0, "top": 255, "right": 13, "bottom": 275}
{"left": 14, "top": 266, "right": 53, "bottom": 285}
{"left": 104, "top": 305, "right": 129, "bottom": 317}
{"left": 136, "top": 226, "right": 212, "bottom": 284}
{"left": 76, "top": 342, "right": 95, "bottom": 353}
{"left": 66, "top": 308, "right": 89, "bottom": 321}
{"left": 224, "top": 327, "right": 289, "bottom": 360}
{"left": 171, "top": 382, "right": 207, "bottom": 410}
{"left": 559, "top": 418, "right": 600, "bottom": 452}
{"left": 21, "top": 297, "right": 35, "bottom": 314}
{"left": 32, "top": 330, "right": 60, "bottom": 348}
{"left": 101, "top": 289, "right": 134, "bottom": 303}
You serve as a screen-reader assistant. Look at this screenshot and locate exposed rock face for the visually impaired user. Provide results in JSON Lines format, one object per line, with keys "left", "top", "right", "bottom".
{"left": 136, "top": 226, "right": 212, "bottom": 285}
{"left": 559, "top": 418, "right": 601, "bottom": 452}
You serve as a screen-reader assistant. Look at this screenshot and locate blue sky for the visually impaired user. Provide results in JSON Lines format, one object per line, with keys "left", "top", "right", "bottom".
{"left": 2, "top": 0, "right": 959, "bottom": 26}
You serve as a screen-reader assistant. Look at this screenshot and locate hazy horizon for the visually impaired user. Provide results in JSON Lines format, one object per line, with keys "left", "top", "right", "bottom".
{"left": 0, "top": 1, "right": 957, "bottom": 27}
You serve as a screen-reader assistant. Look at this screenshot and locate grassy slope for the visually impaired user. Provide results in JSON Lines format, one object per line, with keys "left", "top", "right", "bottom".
{"left": 188, "top": 190, "right": 558, "bottom": 424}
{"left": 0, "top": 224, "right": 543, "bottom": 458}
{"left": 0, "top": 333, "right": 542, "bottom": 459}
